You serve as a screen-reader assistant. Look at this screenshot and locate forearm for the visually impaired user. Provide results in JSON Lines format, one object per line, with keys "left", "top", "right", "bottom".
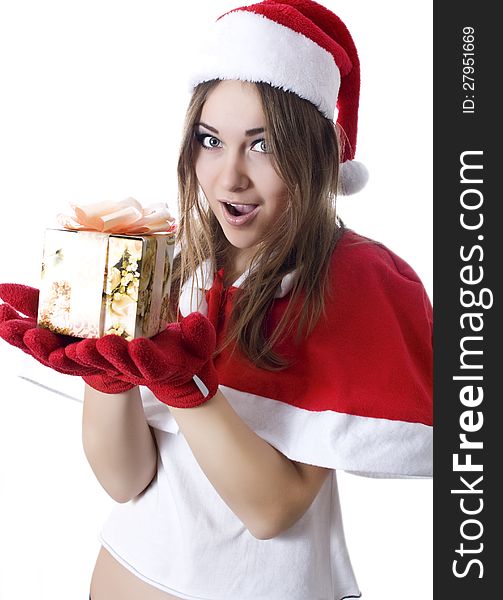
{"left": 169, "top": 389, "right": 308, "bottom": 539}
{"left": 82, "top": 384, "right": 157, "bottom": 503}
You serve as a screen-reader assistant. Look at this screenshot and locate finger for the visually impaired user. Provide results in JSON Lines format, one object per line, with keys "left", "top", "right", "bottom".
{"left": 136, "top": 318, "right": 213, "bottom": 379}
{"left": 47, "top": 346, "right": 97, "bottom": 375}
{"left": 95, "top": 335, "right": 144, "bottom": 380}
{"left": 128, "top": 329, "right": 195, "bottom": 383}
{"left": 0, "top": 318, "right": 87, "bottom": 375}
{"left": 66, "top": 339, "right": 119, "bottom": 373}
{"left": 0, "top": 318, "right": 36, "bottom": 352}
{"left": 180, "top": 313, "right": 216, "bottom": 360}
{"left": 0, "top": 284, "right": 39, "bottom": 319}
{"left": 128, "top": 337, "right": 176, "bottom": 380}
{"left": 0, "top": 303, "right": 24, "bottom": 324}
{"left": 23, "top": 327, "right": 67, "bottom": 362}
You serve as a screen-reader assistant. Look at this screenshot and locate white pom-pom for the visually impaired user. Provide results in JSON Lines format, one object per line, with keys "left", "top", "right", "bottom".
{"left": 338, "top": 160, "right": 369, "bottom": 195}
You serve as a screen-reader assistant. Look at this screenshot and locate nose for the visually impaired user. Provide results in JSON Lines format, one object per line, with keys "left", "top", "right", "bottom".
{"left": 218, "top": 149, "right": 250, "bottom": 192}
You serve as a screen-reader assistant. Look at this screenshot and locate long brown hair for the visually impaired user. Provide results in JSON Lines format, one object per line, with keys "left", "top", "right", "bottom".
{"left": 171, "top": 79, "right": 344, "bottom": 369}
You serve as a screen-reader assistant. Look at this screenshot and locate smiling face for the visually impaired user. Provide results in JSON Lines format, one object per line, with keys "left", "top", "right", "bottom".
{"left": 193, "top": 80, "right": 289, "bottom": 274}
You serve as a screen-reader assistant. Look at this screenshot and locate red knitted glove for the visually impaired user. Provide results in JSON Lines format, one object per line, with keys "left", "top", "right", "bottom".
{"left": 0, "top": 283, "right": 134, "bottom": 394}
{"left": 76, "top": 312, "right": 219, "bottom": 408}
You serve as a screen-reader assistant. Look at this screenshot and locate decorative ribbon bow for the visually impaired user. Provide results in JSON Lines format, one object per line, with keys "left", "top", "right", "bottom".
{"left": 57, "top": 197, "right": 177, "bottom": 234}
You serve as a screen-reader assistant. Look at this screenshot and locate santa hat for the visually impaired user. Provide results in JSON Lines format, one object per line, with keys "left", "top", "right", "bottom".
{"left": 188, "top": 0, "right": 369, "bottom": 195}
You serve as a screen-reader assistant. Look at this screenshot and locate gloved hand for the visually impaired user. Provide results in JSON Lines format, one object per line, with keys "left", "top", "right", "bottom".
{"left": 0, "top": 283, "right": 134, "bottom": 394}
{"left": 67, "top": 312, "right": 219, "bottom": 408}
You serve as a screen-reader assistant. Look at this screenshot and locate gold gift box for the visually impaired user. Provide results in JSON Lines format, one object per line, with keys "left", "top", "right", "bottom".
{"left": 37, "top": 229, "right": 175, "bottom": 340}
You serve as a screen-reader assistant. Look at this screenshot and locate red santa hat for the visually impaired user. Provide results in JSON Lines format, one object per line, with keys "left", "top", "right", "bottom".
{"left": 188, "top": 0, "right": 369, "bottom": 195}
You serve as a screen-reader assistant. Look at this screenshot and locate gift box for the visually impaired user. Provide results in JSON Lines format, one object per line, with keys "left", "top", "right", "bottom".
{"left": 37, "top": 199, "right": 176, "bottom": 340}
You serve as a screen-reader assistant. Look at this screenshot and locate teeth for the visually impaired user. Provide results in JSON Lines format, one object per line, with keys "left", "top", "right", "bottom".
{"left": 228, "top": 203, "right": 256, "bottom": 215}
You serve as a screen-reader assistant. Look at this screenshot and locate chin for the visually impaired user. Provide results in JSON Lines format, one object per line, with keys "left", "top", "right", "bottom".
{"left": 220, "top": 227, "right": 259, "bottom": 251}
{"left": 225, "top": 236, "right": 257, "bottom": 251}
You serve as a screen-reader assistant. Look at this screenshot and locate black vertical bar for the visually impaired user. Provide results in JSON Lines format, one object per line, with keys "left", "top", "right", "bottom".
{"left": 434, "top": 2, "right": 499, "bottom": 597}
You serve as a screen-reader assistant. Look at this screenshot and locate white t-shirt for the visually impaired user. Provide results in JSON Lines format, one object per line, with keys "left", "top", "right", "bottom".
{"left": 100, "top": 386, "right": 362, "bottom": 600}
{"left": 100, "top": 231, "right": 432, "bottom": 599}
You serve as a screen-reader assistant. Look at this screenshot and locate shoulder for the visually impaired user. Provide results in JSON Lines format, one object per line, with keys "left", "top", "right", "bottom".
{"left": 331, "top": 229, "right": 425, "bottom": 286}
{"left": 325, "top": 228, "right": 432, "bottom": 331}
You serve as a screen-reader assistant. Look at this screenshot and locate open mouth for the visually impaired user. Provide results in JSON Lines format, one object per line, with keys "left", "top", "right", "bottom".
{"left": 220, "top": 201, "right": 260, "bottom": 225}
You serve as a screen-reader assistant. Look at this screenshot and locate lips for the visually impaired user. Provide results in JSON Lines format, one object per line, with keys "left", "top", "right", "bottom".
{"left": 219, "top": 201, "right": 259, "bottom": 226}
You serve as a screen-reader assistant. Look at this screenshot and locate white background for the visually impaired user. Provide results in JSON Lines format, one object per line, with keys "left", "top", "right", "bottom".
{"left": 0, "top": 1, "right": 432, "bottom": 599}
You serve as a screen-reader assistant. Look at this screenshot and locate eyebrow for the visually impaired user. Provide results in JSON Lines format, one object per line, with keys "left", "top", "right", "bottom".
{"left": 196, "top": 122, "right": 266, "bottom": 137}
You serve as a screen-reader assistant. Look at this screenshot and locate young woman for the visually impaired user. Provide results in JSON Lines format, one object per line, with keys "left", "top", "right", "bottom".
{"left": 0, "top": 2, "right": 432, "bottom": 599}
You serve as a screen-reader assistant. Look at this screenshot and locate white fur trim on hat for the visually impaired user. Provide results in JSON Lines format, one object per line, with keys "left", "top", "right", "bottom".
{"left": 188, "top": 10, "right": 340, "bottom": 120}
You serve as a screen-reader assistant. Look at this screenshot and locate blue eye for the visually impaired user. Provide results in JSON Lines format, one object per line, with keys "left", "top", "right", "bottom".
{"left": 195, "top": 133, "right": 222, "bottom": 150}
{"left": 251, "top": 139, "right": 269, "bottom": 153}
